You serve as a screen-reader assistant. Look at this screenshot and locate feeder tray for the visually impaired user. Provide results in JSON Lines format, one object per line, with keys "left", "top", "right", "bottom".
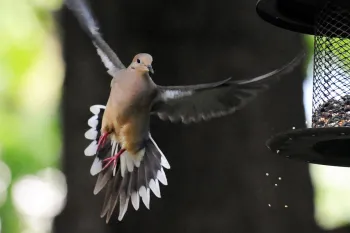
{"left": 259, "top": 0, "right": 350, "bottom": 166}
{"left": 256, "top": 0, "right": 350, "bottom": 37}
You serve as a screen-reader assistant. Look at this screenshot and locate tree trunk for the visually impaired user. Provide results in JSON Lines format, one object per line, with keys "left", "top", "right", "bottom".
{"left": 55, "top": 0, "right": 330, "bottom": 233}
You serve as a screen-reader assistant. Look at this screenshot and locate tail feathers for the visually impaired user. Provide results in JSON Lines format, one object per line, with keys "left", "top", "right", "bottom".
{"left": 84, "top": 105, "right": 106, "bottom": 158}
{"left": 84, "top": 105, "right": 114, "bottom": 177}
{"left": 84, "top": 105, "right": 170, "bottom": 222}
{"left": 97, "top": 135, "right": 170, "bottom": 223}
{"left": 94, "top": 165, "right": 113, "bottom": 195}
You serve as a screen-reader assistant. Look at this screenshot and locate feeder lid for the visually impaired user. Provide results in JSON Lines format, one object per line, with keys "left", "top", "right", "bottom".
{"left": 256, "top": 0, "right": 350, "bottom": 35}
{"left": 266, "top": 127, "right": 350, "bottom": 167}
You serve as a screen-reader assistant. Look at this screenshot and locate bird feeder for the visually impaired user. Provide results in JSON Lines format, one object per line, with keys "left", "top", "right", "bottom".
{"left": 257, "top": 0, "right": 350, "bottom": 166}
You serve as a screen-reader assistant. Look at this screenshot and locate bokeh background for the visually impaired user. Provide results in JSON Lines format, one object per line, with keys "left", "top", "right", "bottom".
{"left": 2, "top": 0, "right": 350, "bottom": 233}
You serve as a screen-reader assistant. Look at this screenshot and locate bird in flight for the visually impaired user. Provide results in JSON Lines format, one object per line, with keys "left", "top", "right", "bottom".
{"left": 64, "top": 0, "right": 305, "bottom": 223}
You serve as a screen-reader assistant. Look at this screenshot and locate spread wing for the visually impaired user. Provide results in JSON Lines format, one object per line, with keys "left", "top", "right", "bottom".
{"left": 64, "top": 0, "right": 126, "bottom": 76}
{"left": 151, "top": 52, "right": 305, "bottom": 124}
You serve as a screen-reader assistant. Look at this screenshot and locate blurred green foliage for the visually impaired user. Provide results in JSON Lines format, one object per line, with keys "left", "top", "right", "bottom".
{"left": 0, "top": 0, "right": 63, "bottom": 232}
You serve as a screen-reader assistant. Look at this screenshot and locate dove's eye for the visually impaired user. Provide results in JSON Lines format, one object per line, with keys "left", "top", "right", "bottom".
{"left": 137, "top": 59, "right": 141, "bottom": 64}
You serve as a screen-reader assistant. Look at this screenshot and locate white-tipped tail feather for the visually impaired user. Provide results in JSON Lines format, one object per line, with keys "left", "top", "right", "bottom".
{"left": 84, "top": 140, "right": 98, "bottom": 156}
{"left": 139, "top": 186, "right": 150, "bottom": 209}
{"left": 120, "top": 153, "right": 127, "bottom": 177}
{"left": 149, "top": 135, "right": 170, "bottom": 169}
{"left": 88, "top": 115, "right": 98, "bottom": 127}
{"left": 90, "top": 157, "right": 103, "bottom": 176}
{"left": 157, "top": 168, "right": 168, "bottom": 185}
{"left": 149, "top": 179, "right": 161, "bottom": 198}
{"left": 90, "top": 105, "right": 106, "bottom": 115}
{"left": 131, "top": 191, "right": 140, "bottom": 210}
{"left": 124, "top": 152, "right": 134, "bottom": 173}
{"left": 85, "top": 128, "right": 98, "bottom": 140}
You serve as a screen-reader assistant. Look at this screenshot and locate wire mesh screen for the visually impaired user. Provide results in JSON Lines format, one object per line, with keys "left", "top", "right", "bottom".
{"left": 312, "top": 1, "right": 350, "bottom": 128}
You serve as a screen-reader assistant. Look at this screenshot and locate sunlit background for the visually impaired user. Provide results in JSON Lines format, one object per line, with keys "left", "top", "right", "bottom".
{"left": 1, "top": 1, "right": 350, "bottom": 233}
{"left": 0, "top": 0, "right": 65, "bottom": 232}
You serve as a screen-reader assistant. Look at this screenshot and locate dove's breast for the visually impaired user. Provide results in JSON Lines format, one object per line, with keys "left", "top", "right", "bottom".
{"left": 101, "top": 70, "right": 157, "bottom": 154}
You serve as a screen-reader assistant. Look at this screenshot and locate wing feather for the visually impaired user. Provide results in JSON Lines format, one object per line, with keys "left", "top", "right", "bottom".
{"left": 151, "top": 52, "right": 305, "bottom": 123}
{"left": 64, "top": 0, "right": 125, "bottom": 76}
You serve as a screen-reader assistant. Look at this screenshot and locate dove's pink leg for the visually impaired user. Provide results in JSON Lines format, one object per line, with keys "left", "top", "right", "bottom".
{"left": 97, "top": 132, "right": 109, "bottom": 151}
{"left": 102, "top": 148, "right": 126, "bottom": 170}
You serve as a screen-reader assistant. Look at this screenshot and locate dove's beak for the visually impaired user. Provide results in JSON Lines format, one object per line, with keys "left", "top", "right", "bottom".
{"left": 147, "top": 65, "right": 154, "bottom": 74}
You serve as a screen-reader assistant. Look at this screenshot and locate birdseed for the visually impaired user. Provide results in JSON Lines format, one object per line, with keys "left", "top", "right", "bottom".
{"left": 312, "top": 95, "right": 350, "bottom": 128}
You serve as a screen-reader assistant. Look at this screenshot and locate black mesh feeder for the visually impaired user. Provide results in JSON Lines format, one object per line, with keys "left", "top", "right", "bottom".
{"left": 257, "top": 0, "right": 350, "bottom": 166}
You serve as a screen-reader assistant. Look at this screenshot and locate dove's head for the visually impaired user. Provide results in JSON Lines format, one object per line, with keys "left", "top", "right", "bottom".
{"left": 129, "top": 53, "right": 154, "bottom": 74}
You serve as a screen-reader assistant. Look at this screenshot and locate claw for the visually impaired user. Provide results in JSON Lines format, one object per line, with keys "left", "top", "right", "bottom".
{"left": 97, "top": 132, "right": 109, "bottom": 151}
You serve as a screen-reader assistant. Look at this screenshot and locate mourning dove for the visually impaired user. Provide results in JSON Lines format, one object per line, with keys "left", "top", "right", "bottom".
{"left": 65, "top": 0, "right": 305, "bottom": 223}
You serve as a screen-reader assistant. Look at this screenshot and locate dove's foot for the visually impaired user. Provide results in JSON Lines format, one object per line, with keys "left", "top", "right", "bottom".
{"left": 97, "top": 132, "right": 109, "bottom": 151}
{"left": 102, "top": 148, "right": 126, "bottom": 170}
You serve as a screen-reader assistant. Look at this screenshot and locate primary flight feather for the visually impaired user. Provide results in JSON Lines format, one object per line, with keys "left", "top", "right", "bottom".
{"left": 65, "top": 0, "right": 305, "bottom": 223}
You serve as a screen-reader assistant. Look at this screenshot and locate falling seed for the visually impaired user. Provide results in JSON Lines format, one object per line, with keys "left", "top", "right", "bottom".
{"left": 266, "top": 173, "right": 269, "bottom": 176}
{"left": 284, "top": 205, "right": 288, "bottom": 208}
{"left": 278, "top": 177, "right": 282, "bottom": 180}
{"left": 268, "top": 204, "right": 271, "bottom": 207}
{"left": 276, "top": 150, "right": 280, "bottom": 153}
{"left": 292, "top": 127, "right": 296, "bottom": 129}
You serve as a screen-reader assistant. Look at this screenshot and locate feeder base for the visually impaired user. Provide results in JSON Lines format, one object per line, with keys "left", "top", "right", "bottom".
{"left": 256, "top": 0, "right": 319, "bottom": 35}
{"left": 266, "top": 127, "right": 350, "bottom": 167}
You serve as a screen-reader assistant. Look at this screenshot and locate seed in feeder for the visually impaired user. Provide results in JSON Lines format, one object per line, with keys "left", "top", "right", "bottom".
{"left": 322, "top": 112, "right": 331, "bottom": 118}
{"left": 268, "top": 204, "right": 271, "bottom": 207}
{"left": 292, "top": 127, "right": 295, "bottom": 129}
{"left": 312, "top": 96, "right": 350, "bottom": 128}
{"left": 284, "top": 205, "right": 288, "bottom": 208}
{"left": 278, "top": 177, "right": 282, "bottom": 180}
{"left": 316, "top": 121, "right": 325, "bottom": 126}
{"left": 274, "top": 184, "right": 278, "bottom": 186}
{"left": 266, "top": 173, "right": 269, "bottom": 176}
